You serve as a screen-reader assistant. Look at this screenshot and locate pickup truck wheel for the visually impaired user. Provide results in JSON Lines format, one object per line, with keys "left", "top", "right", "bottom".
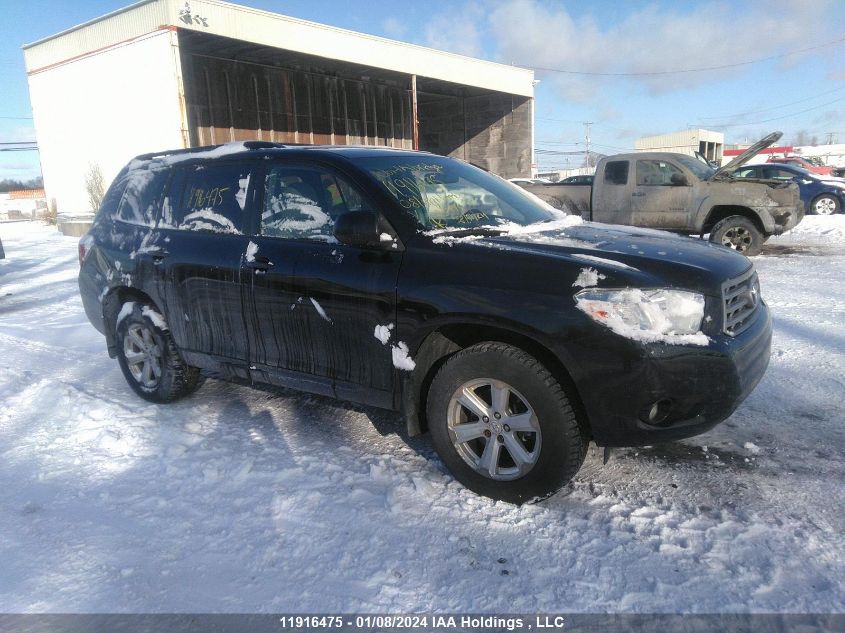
{"left": 810, "top": 194, "right": 840, "bottom": 215}
{"left": 115, "top": 302, "right": 202, "bottom": 403}
{"left": 709, "top": 216, "right": 764, "bottom": 256}
{"left": 427, "top": 342, "right": 587, "bottom": 504}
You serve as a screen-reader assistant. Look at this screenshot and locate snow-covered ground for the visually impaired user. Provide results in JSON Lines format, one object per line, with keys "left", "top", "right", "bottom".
{"left": 0, "top": 219, "right": 843, "bottom": 613}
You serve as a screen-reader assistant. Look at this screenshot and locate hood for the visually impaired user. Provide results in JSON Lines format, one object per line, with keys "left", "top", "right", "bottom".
{"left": 711, "top": 131, "right": 783, "bottom": 180}
{"left": 464, "top": 223, "right": 752, "bottom": 296}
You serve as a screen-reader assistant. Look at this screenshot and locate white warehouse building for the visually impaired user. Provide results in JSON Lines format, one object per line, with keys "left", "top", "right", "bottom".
{"left": 635, "top": 129, "right": 724, "bottom": 163}
{"left": 23, "top": 0, "right": 536, "bottom": 214}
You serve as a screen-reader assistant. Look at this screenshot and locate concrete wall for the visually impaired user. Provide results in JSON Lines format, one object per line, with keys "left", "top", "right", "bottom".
{"left": 418, "top": 92, "right": 532, "bottom": 178}
{"left": 26, "top": 29, "right": 187, "bottom": 214}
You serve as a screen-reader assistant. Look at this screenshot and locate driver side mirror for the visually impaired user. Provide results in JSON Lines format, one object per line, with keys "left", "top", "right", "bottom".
{"left": 670, "top": 173, "right": 689, "bottom": 186}
{"left": 334, "top": 210, "right": 382, "bottom": 249}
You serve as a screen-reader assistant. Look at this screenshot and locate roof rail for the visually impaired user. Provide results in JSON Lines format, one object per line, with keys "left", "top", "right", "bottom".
{"left": 132, "top": 141, "right": 292, "bottom": 163}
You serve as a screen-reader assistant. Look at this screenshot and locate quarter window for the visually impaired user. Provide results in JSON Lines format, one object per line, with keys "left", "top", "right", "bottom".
{"left": 604, "top": 161, "right": 629, "bottom": 185}
{"left": 172, "top": 163, "right": 254, "bottom": 233}
{"left": 116, "top": 169, "right": 169, "bottom": 226}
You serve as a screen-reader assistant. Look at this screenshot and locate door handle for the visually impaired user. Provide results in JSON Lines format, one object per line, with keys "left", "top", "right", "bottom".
{"left": 245, "top": 256, "right": 274, "bottom": 272}
{"left": 631, "top": 192, "right": 646, "bottom": 197}
{"left": 147, "top": 248, "right": 169, "bottom": 263}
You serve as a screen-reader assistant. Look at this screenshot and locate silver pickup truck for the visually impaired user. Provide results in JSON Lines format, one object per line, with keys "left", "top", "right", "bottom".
{"left": 524, "top": 132, "right": 803, "bottom": 256}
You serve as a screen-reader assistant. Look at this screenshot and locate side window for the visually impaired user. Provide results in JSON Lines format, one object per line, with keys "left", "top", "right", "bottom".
{"left": 116, "top": 168, "right": 169, "bottom": 226}
{"left": 604, "top": 161, "right": 629, "bottom": 185}
{"left": 734, "top": 168, "right": 757, "bottom": 179}
{"left": 636, "top": 160, "right": 684, "bottom": 186}
{"left": 173, "top": 163, "right": 254, "bottom": 234}
{"left": 762, "top": 168, "right": 793, "bottom": 181}
{"left": 99, "top": 177, "right": 128, "bottom": 219}
{"left": 261, "top": 165, "right": 370, "bottom": 240}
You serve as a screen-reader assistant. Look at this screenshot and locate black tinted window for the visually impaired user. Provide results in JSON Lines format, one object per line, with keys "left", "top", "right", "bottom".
{"left": 116, "top": 169, "right": 169, "bottom": 226}
{"left": 172, "top": 163, "right": 254, "bottom": 233}
{"left": 99, "top": 177, "right": 128, "bottom": 220}
{"left": 261, "top": 165, "right": 369, "bottom": 240}
{"left": 604, "top": 161, "right": 629, "bottom": 185}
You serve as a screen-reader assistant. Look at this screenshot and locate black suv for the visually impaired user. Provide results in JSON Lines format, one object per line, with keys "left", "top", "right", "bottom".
{"left": 79, "top": 142, "right": 772, "bottom": 503}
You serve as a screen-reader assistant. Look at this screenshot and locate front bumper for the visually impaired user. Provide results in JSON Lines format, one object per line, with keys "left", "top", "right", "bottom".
{"left": 565, "top": 301, "right": 772, "bottom": 447}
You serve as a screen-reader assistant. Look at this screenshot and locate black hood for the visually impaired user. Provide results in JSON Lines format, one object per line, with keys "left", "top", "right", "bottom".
{"left": 462, "top": 222, "right": 752, "bottom": 296}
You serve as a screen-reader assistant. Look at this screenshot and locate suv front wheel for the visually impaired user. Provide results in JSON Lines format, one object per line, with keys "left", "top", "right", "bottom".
{"left": 427, "top": 342, "right": 587, "bottom": 504}
{"left": 115, "top": 302, "right": 202, "bottom": 403}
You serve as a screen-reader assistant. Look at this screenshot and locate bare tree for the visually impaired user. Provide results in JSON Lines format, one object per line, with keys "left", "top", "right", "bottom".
{"left": 45, "top": 198, "right": 58, "bottom": 225}
{"left": 84, "top": 163, "right": 105, "bottom": 212}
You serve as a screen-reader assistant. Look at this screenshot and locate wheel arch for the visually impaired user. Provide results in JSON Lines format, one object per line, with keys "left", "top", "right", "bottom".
{"left": 402, "top": 323, "right": 591, "bottom": 442}
{"left": 102, "top": 286, "right": 162, "bottom": 358}
{"left": 702, "top": 205, "right": 767, "bottom": 235}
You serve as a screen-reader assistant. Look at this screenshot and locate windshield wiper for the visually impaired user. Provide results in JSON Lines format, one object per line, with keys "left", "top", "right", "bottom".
{"left": 437, "top": 226, "right": 508, "bottom": 237}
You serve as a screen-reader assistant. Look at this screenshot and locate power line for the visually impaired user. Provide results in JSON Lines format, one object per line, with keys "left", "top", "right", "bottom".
{"left": 0, "top": 116, "right": 33, "bottom": 120}
{"left": 698, "top": 85, "right": 845, "bottom": 121}
{"left": 698, "top": 95, "right": 845, "bottom": 128}
{"left": 523, "top": 35, "right": 845, "bottom": 76}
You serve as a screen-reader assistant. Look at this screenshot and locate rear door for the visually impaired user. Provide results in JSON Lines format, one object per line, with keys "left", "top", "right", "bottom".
{"left": 592, "top": 159, "right": 631, "bottom": 224}
{"left": 632, "top": 159, "right": 694, "bottom": 229}
{"left": 244, "top": 160, "right": 401, "bottom": 405}
{"left": 156, "top": 161, "right": 259, "bottom": 363}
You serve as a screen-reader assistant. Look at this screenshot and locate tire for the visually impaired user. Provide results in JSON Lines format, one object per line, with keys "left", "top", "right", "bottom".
{"left": 115, "top": 301, "right": 202, "bottom": 403}
{"left": 709, "top": 215, "right": 764, "bottom": 256}
{"left": 426, "top": 342, "right": 587, "bottom": 504}
{"left": 810, "top": 194, "right": 840, "bottom": 216}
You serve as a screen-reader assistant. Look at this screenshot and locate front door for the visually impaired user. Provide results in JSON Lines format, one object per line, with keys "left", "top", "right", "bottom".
{"left": 244, "top": 160, "right": 402, "bottom": 404}
{"left": 632, "top": 159, "right": 693, "bottom": 229}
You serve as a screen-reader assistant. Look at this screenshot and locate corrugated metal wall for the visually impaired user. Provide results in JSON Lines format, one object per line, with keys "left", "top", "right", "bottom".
{"left": 182, "top": 53, "right": 413, "bottom": 148}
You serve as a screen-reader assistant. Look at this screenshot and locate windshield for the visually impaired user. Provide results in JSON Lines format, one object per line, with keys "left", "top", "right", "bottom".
{"left": 675, "top": 155, "right": 715, "bottom": 180}
{"left": 357, "top": 155, "right": 554, "bottom": 230}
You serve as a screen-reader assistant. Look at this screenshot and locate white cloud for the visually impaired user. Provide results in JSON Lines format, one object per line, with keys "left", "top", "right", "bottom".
{"left": 381, "top": 16, "right": 406, "bottom": 40}
{"left": 422, "top": 2, "right": 484, "bottom": 58}
{"left": 489, "top": 0, "right": 837, "bottom": 101}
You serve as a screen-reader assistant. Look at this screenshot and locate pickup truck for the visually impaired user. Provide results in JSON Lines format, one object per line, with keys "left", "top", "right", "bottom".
{"left": 524, "top": 132, "right": 803, "bottom": 256}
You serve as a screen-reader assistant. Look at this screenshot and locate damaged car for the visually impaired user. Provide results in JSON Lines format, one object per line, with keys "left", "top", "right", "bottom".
{"left": 79, "top": 142, "right": 772, "bottom": 503}
{"left": 523, "top": 132, "right": 804, "bottom": 256}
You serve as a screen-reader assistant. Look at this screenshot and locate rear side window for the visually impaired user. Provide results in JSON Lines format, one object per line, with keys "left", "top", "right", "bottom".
{"left": 604, "top": 161, "right": 629, "bottom": 185}
{"left": 171, "top": 163, "right": 254, "bottom": 234}
{"left": 99, "top": 177, "right": 128, "bottom": 220}
{"left": 117, "top": 169, "right": 169, "bottom": 226}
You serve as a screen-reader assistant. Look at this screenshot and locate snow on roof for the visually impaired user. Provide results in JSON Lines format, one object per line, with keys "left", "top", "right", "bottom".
{"left": 23, "top": 0, "right": 534, "bottom": 97}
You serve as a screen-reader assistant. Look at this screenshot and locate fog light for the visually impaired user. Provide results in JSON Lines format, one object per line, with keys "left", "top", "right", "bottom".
{"left": 639, "top": 399, "right": 672, "bottom": 425}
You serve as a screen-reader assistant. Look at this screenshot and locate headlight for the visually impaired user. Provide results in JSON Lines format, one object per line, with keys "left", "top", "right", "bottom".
{"left": 575, "top": 288, "right": 708, "bottom": 344}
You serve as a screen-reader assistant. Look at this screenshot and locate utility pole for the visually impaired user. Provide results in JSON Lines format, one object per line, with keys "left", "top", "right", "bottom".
{"left": 825, "top": 132, "right": 837, "bottom": 145}
{"left": 584, "top": 122, "right": 593, "bottom": 168}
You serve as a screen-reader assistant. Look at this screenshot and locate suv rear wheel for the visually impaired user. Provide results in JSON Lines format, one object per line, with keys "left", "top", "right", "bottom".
{"left": 115, "top": 302, "right": 202, "bottom": 403}
{"left": 709, "top": 215, "right": 764, "bottom": 256}
{"left": 427, "top": 342, "right": 587, "bottom": 504}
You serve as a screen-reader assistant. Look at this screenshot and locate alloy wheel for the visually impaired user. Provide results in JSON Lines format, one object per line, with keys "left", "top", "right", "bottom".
{"left": 447, "top": 378, "right": 541, "bottom": 481}
{"left": 814, "top": 197, "right": 837, "bottom": 215}
{"left": 721, "top": 226, "right": 752, "bottom": 251}
{"left": 123, "top": 323, "right": 162, "bottom": 388}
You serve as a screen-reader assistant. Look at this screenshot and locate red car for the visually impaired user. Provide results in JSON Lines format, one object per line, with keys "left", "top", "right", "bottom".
{"left": 768, "top": 155, "right": 834, "bottom": 176}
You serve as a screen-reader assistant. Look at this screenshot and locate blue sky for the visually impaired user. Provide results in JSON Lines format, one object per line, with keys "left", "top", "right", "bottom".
{"left": 1, "top": 0, "right": 844, "bottom": 178}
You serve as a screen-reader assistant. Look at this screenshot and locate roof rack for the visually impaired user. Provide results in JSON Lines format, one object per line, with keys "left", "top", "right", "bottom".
{"left": 132, "top": 141, "right": 294, "bottom": 163}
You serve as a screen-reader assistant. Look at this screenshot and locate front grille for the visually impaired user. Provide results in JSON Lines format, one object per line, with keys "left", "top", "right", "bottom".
{"left": 722, "top": 268, "right": 761, "bottom": 336}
